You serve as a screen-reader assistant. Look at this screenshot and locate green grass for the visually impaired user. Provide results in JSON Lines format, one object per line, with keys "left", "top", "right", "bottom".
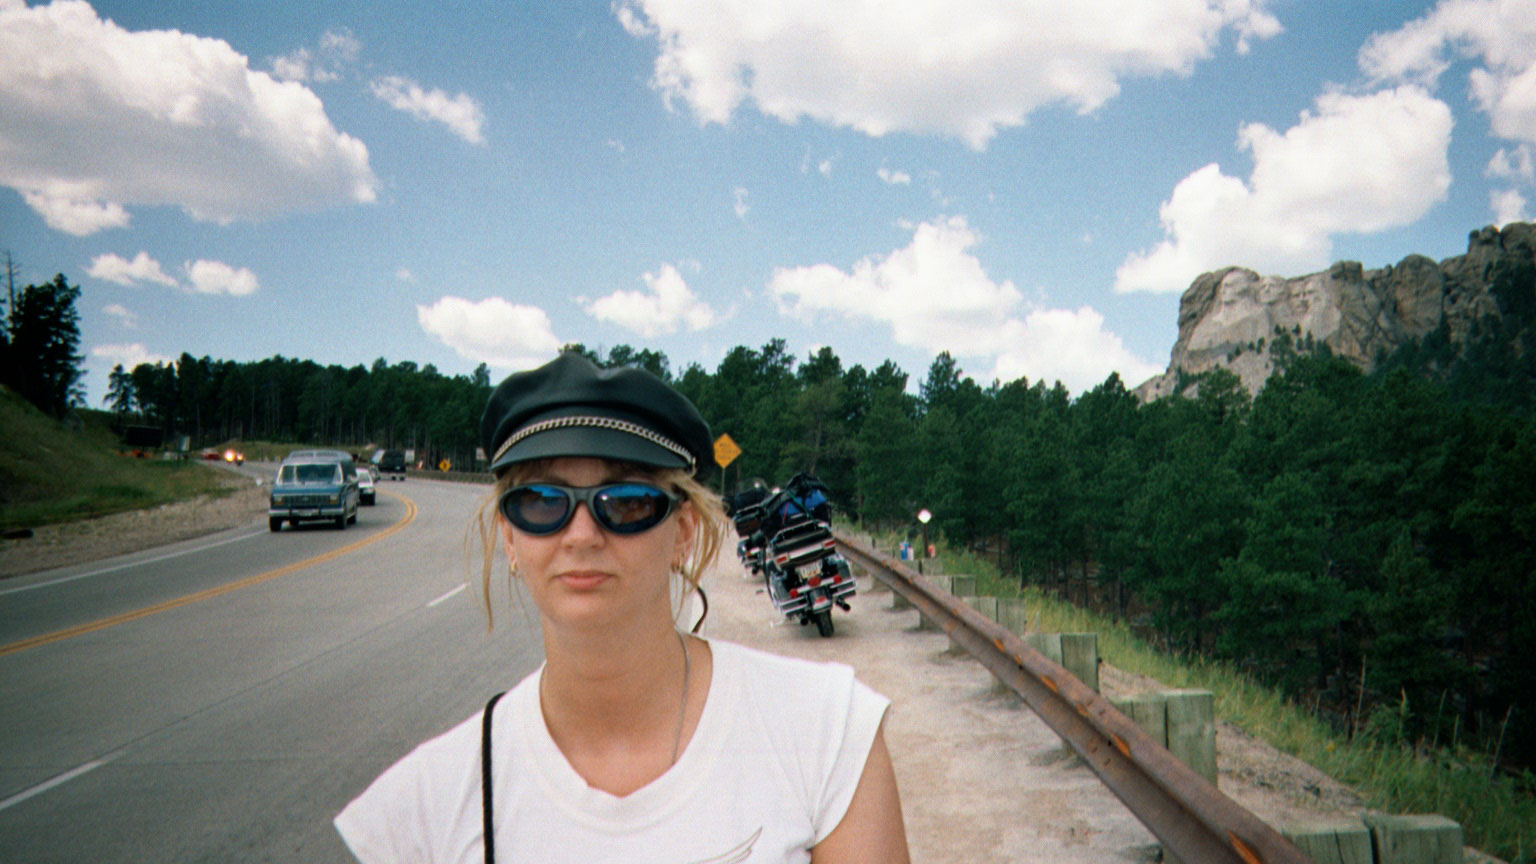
{"left": 859, "top": 527, "right": 1532, "bottom": 863}
{"left": 0, "top": 391, "right": 243, "bottom": 530}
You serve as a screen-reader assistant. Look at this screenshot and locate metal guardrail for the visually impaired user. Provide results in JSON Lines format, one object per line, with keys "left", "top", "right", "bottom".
{"left": 834, "top": 532, "right": 1311, "bottom": 864}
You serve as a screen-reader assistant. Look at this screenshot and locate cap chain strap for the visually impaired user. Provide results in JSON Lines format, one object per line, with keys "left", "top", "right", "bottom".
{"left": 493, "top": 415, "right": 696, "bottom": 472}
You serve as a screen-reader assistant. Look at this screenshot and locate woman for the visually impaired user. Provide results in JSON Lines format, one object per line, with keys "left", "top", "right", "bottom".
{"left": 335, "top": 352, "right": 909, "bottom": 863}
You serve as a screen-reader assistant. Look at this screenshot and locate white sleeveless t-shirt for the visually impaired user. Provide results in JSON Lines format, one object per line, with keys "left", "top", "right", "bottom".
{"left": 334, "top": 639, "right": 890, "bottom": 864}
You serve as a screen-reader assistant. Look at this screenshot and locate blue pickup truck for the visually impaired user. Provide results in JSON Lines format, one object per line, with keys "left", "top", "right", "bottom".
{"left": 268, "top": 450, "right": 360, "bottom": 532}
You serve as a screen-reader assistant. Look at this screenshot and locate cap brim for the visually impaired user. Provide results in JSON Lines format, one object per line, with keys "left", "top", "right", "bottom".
{"left": 489, "top": 426, "right": 693, "bottom": 474}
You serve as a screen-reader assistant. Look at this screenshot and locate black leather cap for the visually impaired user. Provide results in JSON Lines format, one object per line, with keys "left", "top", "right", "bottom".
{"left": 480, "top": 352, "right": 713, "bottom": 479}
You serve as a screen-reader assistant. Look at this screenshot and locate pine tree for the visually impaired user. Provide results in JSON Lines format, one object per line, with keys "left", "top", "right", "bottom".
{"left": 104, "top": 363, "right": 136, "bottom": 420}
{"left": 4, "top": 273, "right": 84, "bottom": 418}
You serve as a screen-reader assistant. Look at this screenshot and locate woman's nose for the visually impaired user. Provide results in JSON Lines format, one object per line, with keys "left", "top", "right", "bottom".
{"left": 560, "top": 499, "right": 605, "bottom": 543}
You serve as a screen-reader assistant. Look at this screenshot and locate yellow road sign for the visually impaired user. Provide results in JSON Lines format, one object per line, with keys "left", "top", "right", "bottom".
{"left": 713, "top": 433, "right": 742, "bottom": 468}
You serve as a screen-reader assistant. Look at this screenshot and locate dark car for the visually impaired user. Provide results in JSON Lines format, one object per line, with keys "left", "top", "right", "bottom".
{"left": 356, "top": 466, "right": 377, "bottom": 505}
{"left": 376, "top": 449, "right": 407, "bottom": 481}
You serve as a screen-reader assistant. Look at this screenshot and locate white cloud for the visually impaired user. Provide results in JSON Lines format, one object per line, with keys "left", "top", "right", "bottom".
{"left": 370, "top": 75, "right": 486, "bottom": 144}
{"left": 769, "top": 216, "right": 1157, "bottom": 391}
{"left": 877, "top": 167, "right": 912, "bottom": 186}
{"left": 1116, "top": 86, "right": 1453, "bottom": 293}
{"left": 270, "top": 30, "right": 359, "bottom": 84}
{"left": 818, "top": 159, "right": 834, "bottom": 177}
{"left": 87, "top": 251, "right": 178, "bottom": 287}
{"left": 1492, "top": 187, "right": 1530, "bottom": 225}
{"left": 89, "top": 342, "right": 171, "bottom": 372}
{"left": 101, "top": 303, "right": 137, "bottom": 328}
{"left": 1361, "top": 0, "right": 1536, "bottom": 144}
{"left": 989, "top": 307, "right": 1164, "bottom": 393}
{"left": 581, "top": 263, "right": 718, "bottom": 338}
{"left": 1487, "top": 144, "right": 1535, "bottom": 179}
{"left": 417, "top": 296, "right": 563, "bottom": 370}
{"left": 733, "top": 186, "right": 750, "bottom": 219}
{"left": 85, "top": 251, "right": 257, "bottom": 296}
{"left": 395, "top": 267, "right": 415, "bottom": 282}
{"left": 185, "top": 259, "right": 259, "bottom": 296}
{"left": 615, "top": 0, "right": 1280, "bottom": 149}
{"left": 0, "top": 1, "right": 376, "bottom": 236}
{"left": 22, "top": 192, "right": 129, "bottom": 236}
{"left": 270, "top": 48, "right": 321, "bottom": 83}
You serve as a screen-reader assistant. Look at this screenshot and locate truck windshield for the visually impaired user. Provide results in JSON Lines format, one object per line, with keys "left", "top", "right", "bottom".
{"left": 281, "top": 463, "right": 340, "bottom": 484}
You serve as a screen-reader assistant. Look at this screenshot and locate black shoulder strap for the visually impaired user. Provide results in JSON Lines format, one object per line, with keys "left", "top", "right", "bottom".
{"left": 481, "top": 691, "right": 506, "bottom": 864}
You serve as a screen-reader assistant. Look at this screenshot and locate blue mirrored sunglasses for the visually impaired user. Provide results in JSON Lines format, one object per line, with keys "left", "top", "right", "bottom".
{"left": 498, "top": 482, "right": 681, "bottom": 535}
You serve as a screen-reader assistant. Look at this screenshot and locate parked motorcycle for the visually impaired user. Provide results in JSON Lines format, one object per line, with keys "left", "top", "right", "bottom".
{"left": 751, "top": 473, "right": 856, "bottom": 637}
{"left": 730, "top": 501, "right": 768, "bottom": 575}
{"left": 726, "top": 485, "right": 772, "bottom": 575}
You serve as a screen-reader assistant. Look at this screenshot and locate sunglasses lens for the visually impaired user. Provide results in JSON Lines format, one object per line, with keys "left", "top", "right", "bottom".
{"left": 500, "top": 483, "right": 677, "bottom": 535}
{"left": 502, "top": 485, "right": 573, "bottom": 534}
{"left": 593, "top": 484, "right": 674, "bottom": 534}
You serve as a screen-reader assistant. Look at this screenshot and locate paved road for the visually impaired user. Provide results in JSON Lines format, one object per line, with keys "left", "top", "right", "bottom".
{"left": 0, "top": 478, "right": 541, "bottom": 863}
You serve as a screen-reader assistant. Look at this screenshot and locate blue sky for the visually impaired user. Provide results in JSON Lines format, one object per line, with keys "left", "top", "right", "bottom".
{"left": 3, "top": 0, "right": 1534, "bottom": 405}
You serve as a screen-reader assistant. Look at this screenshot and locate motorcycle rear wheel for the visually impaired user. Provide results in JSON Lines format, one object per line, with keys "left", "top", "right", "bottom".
{"left": 814, "top": 609, "right": 834, "bottom": 637}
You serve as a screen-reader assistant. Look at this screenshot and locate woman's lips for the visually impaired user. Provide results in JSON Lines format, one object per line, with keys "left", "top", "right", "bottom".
{"left": 556, "top": 571, "right": 611, "bottom": 590}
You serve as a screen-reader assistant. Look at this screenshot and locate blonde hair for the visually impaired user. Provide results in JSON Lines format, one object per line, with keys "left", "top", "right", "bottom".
{"left": 471, "top": 460, "right": 728, "bottom": 630}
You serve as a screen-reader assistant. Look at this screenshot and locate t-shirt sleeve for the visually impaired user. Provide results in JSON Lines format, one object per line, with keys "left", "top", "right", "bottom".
{"left": 811, "top": 673, "right": 891, "bottom": 845}
{"left": 334, "top": 716, "right": 483, "bottom": 864}
{"left": 334, "top": 755, "right": 430, "bottom": 863}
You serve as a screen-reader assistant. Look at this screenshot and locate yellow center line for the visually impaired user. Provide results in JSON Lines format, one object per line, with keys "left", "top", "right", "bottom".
{"left": 0, "top": 490, "right": 419, "bottom": 659}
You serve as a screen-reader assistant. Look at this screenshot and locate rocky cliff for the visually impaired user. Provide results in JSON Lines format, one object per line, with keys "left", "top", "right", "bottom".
{"left": 1134, "top": 222, "right": 1536, "bottom": 400}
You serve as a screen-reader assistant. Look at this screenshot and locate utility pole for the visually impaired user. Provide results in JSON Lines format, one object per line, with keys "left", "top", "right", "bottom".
{"left": 3, "top": 250, "right": 16, "bottom": 327}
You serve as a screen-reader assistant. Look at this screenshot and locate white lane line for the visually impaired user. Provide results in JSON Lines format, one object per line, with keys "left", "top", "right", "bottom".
{"left": 0, "top": 750, "right": 126, "bottom": 813}
{"left": 0, "top": 530, "right": 267, "bottom": 597}
{"left": 427, "top": 584, "right": 468, "bottom": 608}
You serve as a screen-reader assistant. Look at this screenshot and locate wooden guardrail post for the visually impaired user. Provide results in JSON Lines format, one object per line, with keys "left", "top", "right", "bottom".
{"left": 1282, "top": 813, "right": 1464, "bottom": 864}
{"left": 1110, "top": 690, "right": 1216, "bottom": 784}
{"left": 916, "top": 575, "right": 974, "bottom": 629}
{"left": 1020, "top": 632, "right": 1100, "bottom": 695}
{"left": 1136, "top": 688, "right": 1216, "bottom": 864}
{"left": 996, "top": 596, "right": 1029, "bottom": 634}
{"left": 961, "top": 595, "right": 997, "bottom": 618}
{"left": 913, "top": 575, "right": 950, "bottom": 628}
{"left": 1060, "top": 633, "right": 1099, "bottom": 694}
{"left": 954, "top": 595, "right": 998, "bottom": 652}
{"left": 1164, "top": 689, "right": 1217, "bottom": 785}
{"left": 1282, "top": 820, "right": 1374, "bottom": 864}
{"left": 1025, "top": 631, "right": 1063, "bottom": 664}
{"left": 1363, "top": 813, "right": 1463, "bottom": 864}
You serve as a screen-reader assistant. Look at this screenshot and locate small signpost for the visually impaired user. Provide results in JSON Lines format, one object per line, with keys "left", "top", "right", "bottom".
{"left": 713, "top": 434, "right": 742, "bottom": 492}
{"left": 713, "top": 434, "right": 741, "bottom": 468}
